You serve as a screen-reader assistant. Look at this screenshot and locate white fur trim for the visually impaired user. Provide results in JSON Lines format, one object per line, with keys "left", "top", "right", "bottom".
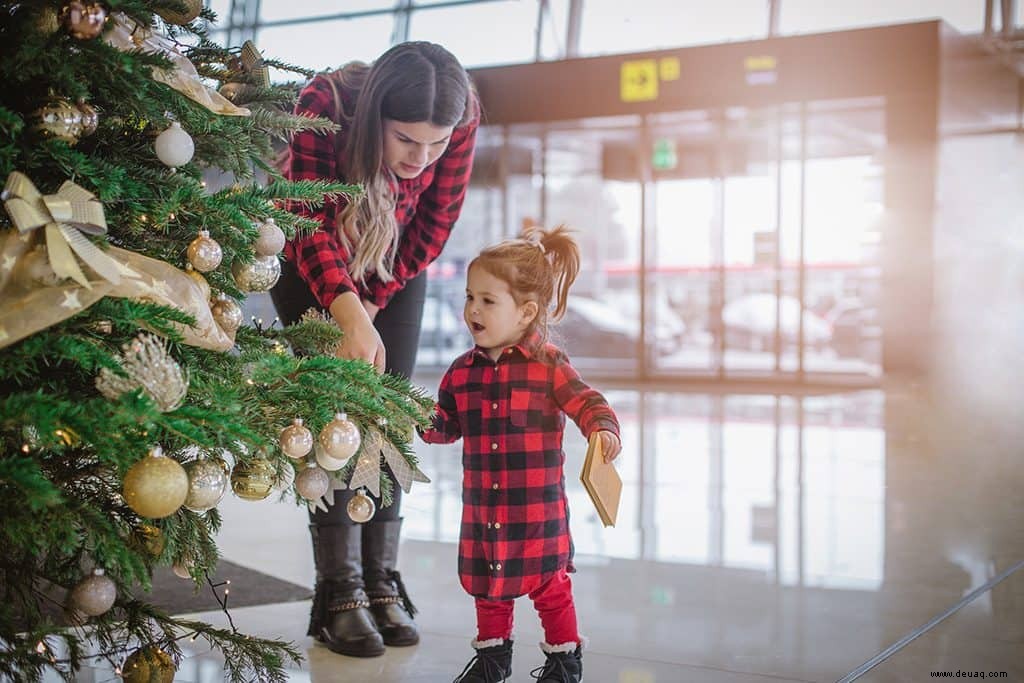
{"left": 539, "top": 636, "right": 585, "bottom": 654}
{"left": 473, "top": 636, "right": 512, "bottom": 650}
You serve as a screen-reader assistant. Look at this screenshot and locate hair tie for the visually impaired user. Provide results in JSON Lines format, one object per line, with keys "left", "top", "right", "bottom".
{"left": 526, "top": 234, "right": 545, "bottom": 254}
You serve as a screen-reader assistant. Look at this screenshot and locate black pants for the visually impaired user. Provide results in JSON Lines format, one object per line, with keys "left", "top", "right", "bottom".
{"left": 270, "top": 261, "right": 426, "bottom": 526}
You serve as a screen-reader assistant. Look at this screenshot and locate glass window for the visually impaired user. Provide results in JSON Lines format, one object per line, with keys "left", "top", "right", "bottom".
{"left": 261, "top": 0, "right": 397, "bottom": 23}
{"left": 409, "top": 1, "right": 541, "bottom": 67}
{"left": 257, "top": 16, "right": 395, "bottom": 74}
{"left": 579, "top": 0, "right": 767, "bottom": 56}
{"left": 206, "top": 0, "right": 231, "bottom": 28}
{"left": 779, "top": 0, "right": 983, "bottom": 35}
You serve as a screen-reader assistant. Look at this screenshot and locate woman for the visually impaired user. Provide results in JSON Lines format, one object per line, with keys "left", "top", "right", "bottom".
{"left": 271, "top": 41, "right": 479, "bottom": 658}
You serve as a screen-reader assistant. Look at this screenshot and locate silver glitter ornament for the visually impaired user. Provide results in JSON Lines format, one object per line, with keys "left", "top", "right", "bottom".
{"left": 279, "top": 418, "right": 314, "bottom": 459}
{"left": 318, "top": 411, "right": 361, "bottom": 460}
{"left": 295, "top": 463, "right": 330, "bottom": 500}
{"left": 254, "top": 218, "right": 286, "bottom": 256}
{"left": 96, "top": 334, "right": 188, "bottom": 412}
{"left": 183, "top": 458, "right": 228, "bottom": 512}
{"left": 71, "top": 568, "right": 116, "bottom": 616}
{"left": 186, "top": 230, "right": 223, "bottom": 272}
{"left": 231, "top": 255, "right": 281, "bottom": 292}
{"left": 347, "top": 488, "right": 376, "bottom": 523}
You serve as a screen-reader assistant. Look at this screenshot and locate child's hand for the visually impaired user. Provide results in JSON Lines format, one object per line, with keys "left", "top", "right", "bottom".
{"left": 596, "top": 430, "right": 621, "bottom": 463}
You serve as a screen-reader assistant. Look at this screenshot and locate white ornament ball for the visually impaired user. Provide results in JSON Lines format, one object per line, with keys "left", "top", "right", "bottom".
{"left": 254, "top": 218, "right": 286, "bottom": 257}
{"left": 315, "top": 447, "right": 347, "bottom": 472}
{"left": 295, "top": 464, "right": 330, "bottom": 500}
{"left": 183, "top": 458, "right": 228, "bottom": 513}
{"left": 71, "top": 569, "right": 117, "bottom": 616}
{"left": 279, "top": 418, "right": 314, "bottom": 459}
{"left": 154, "top": 122, "right": 194, "bottom": 168}
{"left": 231, "top": 255, "right": 281, "bottom": 292}
{"left": 187, "top": 230, "right": 223, "bottom": 272}
{"left": 318, "top": 412, "right": 361, "bottom": 460}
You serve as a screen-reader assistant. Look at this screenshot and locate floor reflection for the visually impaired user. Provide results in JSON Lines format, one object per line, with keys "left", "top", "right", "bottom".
{"left": 403, "top": 389, "right": 888, "bottom": 591}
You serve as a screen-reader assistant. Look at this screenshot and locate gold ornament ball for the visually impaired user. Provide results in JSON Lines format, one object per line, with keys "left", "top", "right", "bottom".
{"left": 218, "top": 81, "right": 252, "bottom": 103}
{"left": 71, "top": 568, "right": 117, "bottom": 616}
{"left": 61, "top": 0, "right": 107, "bottom": 40}
{"left": 295, "top": 463, "right": 330, "bottom": 500}
{"left": 230, "top": 458, "right": 276, "bottom": 501}
{"left": 31, "top": 97, "right": 83, "bottom": 144}
{"left": 280, "top": 418, "right": 314, "bottom": 459}
{"left": 232, "top": 255, "right": 281, "bottom": 292}
{"left": 122, "top": 446, "right": 189, "bottom": 519}
{"left": 121, "top": 646, "right": 175, "bottom": 683}
{"left": 75, "top": 100, "right": 99, "bottom": 136}
{"left": 131, "top": 524, "right": 166, "bottom": 557}
{"left": 156, "top": 0, "right": 203, "bottom": 25}
{"left": 184, "top": 264, "right": 211, "bottom": 301}
{"left": 254, "top": 218, "right": 286, "bottom": 256}
{"left": 318, "top": 412, "right": 361, "bottom": 460}
{"left": 347, "top": 489, "right": 376, "bottom": 523}
{"left": 211, "top": 296, "right": 243, "bottom": 334}
{"left": 183, "top": 458, "right": 228, "bottom": 512}
{"left": 187, "top": 230, "right": 222, "bottom": 272}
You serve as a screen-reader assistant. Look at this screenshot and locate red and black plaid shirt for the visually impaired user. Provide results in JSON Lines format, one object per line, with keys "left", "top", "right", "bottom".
{"left": 284, "top": 75, "right": 479, "bottom": 309}
{"left": 420, "top": 336, "right": 620, "bottom": 601}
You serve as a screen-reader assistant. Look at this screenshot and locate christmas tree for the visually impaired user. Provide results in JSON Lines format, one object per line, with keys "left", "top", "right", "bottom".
{"left": 0, "top": 2, "right": 432, "bottom": 680}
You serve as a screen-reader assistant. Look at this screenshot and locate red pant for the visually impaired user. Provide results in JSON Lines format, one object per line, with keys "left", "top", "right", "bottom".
{"left": 475, "top": 569, "right": 579, "bottom": 645}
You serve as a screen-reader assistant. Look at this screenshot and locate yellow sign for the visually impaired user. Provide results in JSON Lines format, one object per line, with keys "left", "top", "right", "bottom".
{"left": 620, "top": 59, "right": 658, "bottom": 102}
{"left": 745, "top": 55, "right": 778, "bottom": 71}
{"left": 659, "top": 57, "right": 680, "bottom": 81}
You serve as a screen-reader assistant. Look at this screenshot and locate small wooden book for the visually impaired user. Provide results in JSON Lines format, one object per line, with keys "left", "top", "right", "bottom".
{"left": 580, "top": 433, "right": 622, "bottom": 527}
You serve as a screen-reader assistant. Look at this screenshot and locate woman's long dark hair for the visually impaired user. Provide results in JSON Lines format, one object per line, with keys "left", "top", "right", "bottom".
{"left": 325, "top": 42, "right": 474, "bottom": 283}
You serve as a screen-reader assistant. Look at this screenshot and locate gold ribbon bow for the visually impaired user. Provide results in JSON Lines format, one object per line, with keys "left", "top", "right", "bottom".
{"left": 238, "top": 41, "right": 270, "bottom": 89}
{"left": 2, "top": 172, "right": 122, "bottom": 289}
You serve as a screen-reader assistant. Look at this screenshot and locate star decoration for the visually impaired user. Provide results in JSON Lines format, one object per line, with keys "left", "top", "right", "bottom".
{"left": 60, "top": 290, "right": 82, "bottom": 310}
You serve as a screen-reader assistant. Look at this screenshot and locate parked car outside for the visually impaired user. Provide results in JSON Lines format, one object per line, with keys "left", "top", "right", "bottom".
{"left": 555, "top": 296, "right": 686, "bottom": 359}
{"left": 720, "top": 293, "right": 832, "bottom": 352}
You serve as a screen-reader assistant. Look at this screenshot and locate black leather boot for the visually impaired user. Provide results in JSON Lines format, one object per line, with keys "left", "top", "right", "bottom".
{"left": 453, "top": 639, "right": 513, "bottom": 683}
{"left": 308, "top": 523, "right": 385, "bottom": 657}
{"left": 530, "top": 643, "right": 583, "bottom": 682}
{"left": 362, "top": 518, "right": 419, "bottom": 646}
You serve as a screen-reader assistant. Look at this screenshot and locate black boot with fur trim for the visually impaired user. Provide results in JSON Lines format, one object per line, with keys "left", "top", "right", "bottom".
{"left": 530, "top": 641, "right": 583, "bottom": 682}
{"left": 453, "top": 638, "right": 513, "bottom": 683}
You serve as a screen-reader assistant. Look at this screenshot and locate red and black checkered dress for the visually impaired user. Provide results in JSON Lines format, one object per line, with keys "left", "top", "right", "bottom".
{"left": 285, "top": 74, "right": 479, "bottom": 309}
{"left": 420, "top": 337, "right": 620, "bottom": 601}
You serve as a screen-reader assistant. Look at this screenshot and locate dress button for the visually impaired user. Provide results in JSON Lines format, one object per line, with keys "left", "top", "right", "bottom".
{"left": 491, "top": 402, "right": 498, "bottom": 410}
{"left": 495, "top": 563, "right": 502, "bottom": 571}
{"left": 492, "top": 483, "right": 499, "bottom": 490}
{"left": 489, "top": 563, "right": 494, "bottom": 570}
{"left": 491, "top": 442, "right": 498, "bottom": 450}
{"left": 494, "top": 522, "right": 501, "bottom": 529}
{"left": 487, "top": 523, "right": 493, "bottom": 529}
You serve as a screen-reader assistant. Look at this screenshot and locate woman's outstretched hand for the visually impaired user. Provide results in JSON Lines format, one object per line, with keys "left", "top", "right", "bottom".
{"left": 329, "top": 292, "right": 386, "bottom": 372}
{"left": 596, "top": 430, "right": 621, "bottom": 463}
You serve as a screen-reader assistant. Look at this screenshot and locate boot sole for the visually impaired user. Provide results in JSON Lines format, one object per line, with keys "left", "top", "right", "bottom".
{"left": 317, "top": 631, "right": 386, "bottom": 658}
{"left": 383, "top": 632, "right": 420, "bottom": 647}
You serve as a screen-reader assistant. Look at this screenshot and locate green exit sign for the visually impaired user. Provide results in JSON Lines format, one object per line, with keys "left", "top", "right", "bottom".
{"left": 651, "top": 138, "right": 677, "bottom": 171}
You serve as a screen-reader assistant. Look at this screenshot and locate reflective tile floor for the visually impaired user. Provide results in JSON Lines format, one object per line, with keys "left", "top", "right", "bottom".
{"left": 54, "top": 373, "right": 1024, "bottom": 682}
